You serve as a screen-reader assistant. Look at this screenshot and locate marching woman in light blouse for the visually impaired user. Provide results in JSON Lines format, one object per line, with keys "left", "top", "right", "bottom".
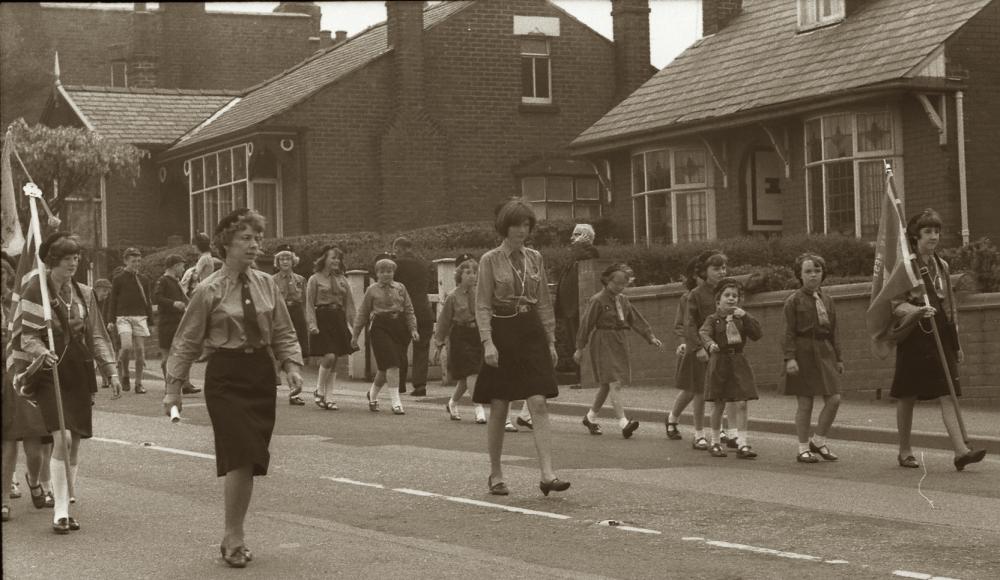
{"left": 306, "top": 245, "right": 355, "bottom": 410}
{"left": 474, "top": 199, "right": 568, "bottom": 497}
{"left": 164, "top": 209, "right": 303, "bottom": 569}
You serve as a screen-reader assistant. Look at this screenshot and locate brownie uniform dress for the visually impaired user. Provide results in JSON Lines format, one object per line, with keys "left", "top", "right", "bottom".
{"left": 675, "top": 283, "right": 714, "bottom": 393}
{"left": 699, "top": 309, "right": 762, "bottom": 402}
{"left": 306, "top": 271, "right": 354, "bottom": 357}
{"left": 433, "top": 286, "right": 483, "bottom": 379}
{"left": 779, "top": 288, "right": 842, "bottom": 396}
{"left": 166, "top": 265, "right": 303, "bottom": 477}
{"left": 275, "top": 269, "right": 309, "bottom": 357}
{"left": 576, "top": 288, "right": 655, "bottom": 385}
{"left": 353, "top": 281, "right": 417, "bottom": 371}
{"left": 890, "top": 255, "right": 961, "bottom": 400}
{"left": 474, "top": 241, "right": 558, "bottom": 403}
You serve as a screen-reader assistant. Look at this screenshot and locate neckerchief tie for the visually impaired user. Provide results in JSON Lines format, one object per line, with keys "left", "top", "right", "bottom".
{"left": 725, "top": 314, "right": 742, "bottom": 345}
{"left": 615, "top": 293, "right": 626, "bottom": 323}
{"left": 239, "top": 272, "right": 262, "bottom": 347}
{"left": 814, "top": 292, "right": 830, "bottom": 327}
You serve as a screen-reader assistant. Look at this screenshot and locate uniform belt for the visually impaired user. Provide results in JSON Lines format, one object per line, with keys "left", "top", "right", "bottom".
{"left": 493, "top": 303, "right": 534, "bottom": 317}
{"left": 315, "top": 303, "right": 341, "bottom": 310}
{"left": 721, "top": 346, "right": 744, "bottom": 354}
{"left": 214, "top": 346, "right": 267, "bottom": 356}
{"left": 374, "top": 311, "right": 401, "bottom": 319}
{"left": 596, "top": 324, "right": 629, "bottom": 331}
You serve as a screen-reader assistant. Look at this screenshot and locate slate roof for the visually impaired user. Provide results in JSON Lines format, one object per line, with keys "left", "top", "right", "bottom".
{"left": 572, "top": 0, "right": 994, "bottom": 151}
{"left": 167, "top": 0, "right": 475, "bottom": 154}
{"left": 59, "top": 86, "right": 238, "bottom": 146}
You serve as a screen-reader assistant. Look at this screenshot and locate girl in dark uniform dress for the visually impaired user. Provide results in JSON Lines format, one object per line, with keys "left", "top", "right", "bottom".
{"left": 665, "top": 257, "right": 699, "bottom": 440}
{"left": 781, "top": 253, "right": 845, "bottom": 463}
{"left": 164, "top": 209, "right": 304, "bottom": 568}
{"left": 273, "top": 245, "right": 308, "bottom": 404}
{"left": 699, "top": 278, "right": 762, "bottom": 460}
{"left": 890, "top": 209, "right": 986, "bottom": 471}
{"left": 306, "top": 245, "right": 355, "bottom": 410}
{"left": 350, "top": 255, "right": 419, "bottom": 416}
{"left": 474, "top": 199, "right": 568, "bottom": 497}
{"left": 574, "top": 263, "right": 662, "bottom": 438}
{"left": 433, "top": 254, "right": 487, "bottom": 423}
{"left": 17, "top": 233, "right": 121, "bottom": 533}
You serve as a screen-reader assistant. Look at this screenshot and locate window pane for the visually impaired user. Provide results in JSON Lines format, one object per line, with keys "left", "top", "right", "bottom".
{"left": 645, "top": 149, "right": 670, "bottom": 191}
{"left": 521, "top": 58, "right": 535, "bottom": 98}
{"left": 674, "top": 149, "right": 706, "bottom": 186}
{"left": 547, "top": 203, "right": 573, "bottom": 221}
{"left": 206, "top": 189, "right": 219, "bottom": 234}
{"left": 520, "top": 38, "right": 549, "bottom": 56}
{"left": 823, "top": 114, "right": 853, "bottom": 159}
{"left": 531, "top": 201, "right": 547, "bottom": 221}
{"left": 676, "top": 191, "right": 708, "bottom": 242}
{"left": 534, "top": 58, "right": 550, "bottom": 99}
{"left": 234, "top": 181, "right": 247, "bottom": 208}
{"left": 205, "top": 154, "right": 218, "bottom": 187}
{"left": 807, "top": 166, "right": 824, "bottom": 233}
{"left": 575, "top": 177, "right": 599, "bottom": 201}
{"left": 522, "top": 177, "right": 546, "bottom": 202}
{"left": 218, "top": 184, "right": 233, "bottom": 218}
{"left": 220, "top": 149, "right": 232, "bottom": 184}
{"left": 633, "top": 197, "right": 647, "bottom": 244}
{"left": 648, "top": 193, "right": 670, "bottom": 244}
{"left": 191, "top": 192, "right": 204, "bottom": 237}
{"left": 825, "top": 161, "right": 855, "bottom": 236}
{"left": 252, "top": 182, "right": 278, "bottom": 236}
{"left": 548, "top": 177, "right": 573, "bottom": 202}
{"left": 631, "top": 154, "right": 645, "bottom": 194}
{"left": 857, "top": 111, "right": 892, "bottom": 152}
{"left": 233, "top": 146, "right": 247, "bottom": 180}
{"left": 190, "top": 158, "right": 204, "bottom": 192}
{"left": 858, "top": 160, "right": 883, "bottom": 239}
{"left": 805, "top": 119, "right": 822, "bottom": 163}
{"left": 574, "top": 203, "right": 600, "bottom": 220}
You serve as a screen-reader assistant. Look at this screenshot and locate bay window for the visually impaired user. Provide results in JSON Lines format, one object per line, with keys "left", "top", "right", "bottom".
{"left": 186, "top": 143, "right": 282, "bottom": 238}
{"left": 631, "top": 146, "right": 716, "bottom": 245}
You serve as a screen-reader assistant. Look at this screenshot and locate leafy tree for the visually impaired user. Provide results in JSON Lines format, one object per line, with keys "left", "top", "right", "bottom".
{"left": 7, "top": 118, "right": 143, "bottom": 217}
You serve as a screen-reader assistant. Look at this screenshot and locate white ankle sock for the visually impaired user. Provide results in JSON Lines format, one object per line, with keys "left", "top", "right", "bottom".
{"left": 618, "top": 417, "right": 629, "bottom": 429}
{"left": 798, "top": 442, "right": 810, "bottom": 454}
{"left": 326, "top": 369, "right": 337, "bottom": 401}
{"left": 695, "top": 429, "right": 705, "bottom": 440}
{"left": 729, "top": 428, "right": 739, "bottom": 442}
{"left": 812, "top": 435, "right": 826, "bottom": 447}
{"left": 317, "top": 366, "right": 330, "bottom": 397}
{"left": 586, "top": 410, "right": 598, "bottom": 422}
{"left": 50, "top": 458, "right": 69, "bottom": 522}
{"left": 740, "top": 432, "right": 750, "bottom": 446}
{"left": 667, "top": 412, "right": 678, "bottom": 424}
{"left": 474, "top": 404, "right": 486, "bottom": 417}
{"left": 386, "top": 369, "right": 401, "bottom": 406}
{"left": 369, "top": 381, "right": 382, "bottom": 401}
{"left": 69, "top": 464, "right": 78, "bottom": 501}
{"left": 520, "top": 405, "right": 531, "bottom": 420}
{"left": 710, "top": 429, "right": 721, "bottom": 445}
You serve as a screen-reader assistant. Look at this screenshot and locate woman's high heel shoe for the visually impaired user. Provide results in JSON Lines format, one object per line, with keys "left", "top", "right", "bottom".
{"left": 539, "top": 478, "right": 570, "bottom": 497}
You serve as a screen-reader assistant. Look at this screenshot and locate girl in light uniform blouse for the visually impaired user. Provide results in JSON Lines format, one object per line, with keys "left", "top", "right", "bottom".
{"left": 306, "top": 245, "right": 356, "bottom": 410}
{"left": 432, "top": 254, "right": 486, "bottom": 423}
{"left": 350, "top": 255, "right": 419, "bottom": 415}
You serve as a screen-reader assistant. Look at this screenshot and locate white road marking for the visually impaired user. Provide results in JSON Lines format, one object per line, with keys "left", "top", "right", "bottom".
{"left": 616, "top": 525, "right": 661, "bottom": 535}
{"left": 322, "top": 476, "right": 385, "bottom": 489}
{"left": 702, "top": 540, "right": 822, "bottom": 562}
{"left": 681, "top": 537, "right": 704, "bottom": 541}
{"left": 145, "top": 445, "right": 215, "bottom": 460}
{"left": 824, "top": 560, "right": 850, "bottom": 564}
{"left": 393, "top": 488, "right": 441, "bottom": 497}
{"left": 893, "top": 572, "right": 932, "bottom": 579}
{"left": 440, "top": 496, "right": 573, "bottom": 520}
{"left": 92, "top": 437, "right": 136, "bottom": 446}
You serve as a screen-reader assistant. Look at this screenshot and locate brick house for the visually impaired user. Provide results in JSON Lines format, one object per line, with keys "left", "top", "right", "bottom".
{"left": 154, "top": 0, "right": 656, "bottom": 239}
{"left": 570, "top": 0, "right": 1000, "bottom": 248}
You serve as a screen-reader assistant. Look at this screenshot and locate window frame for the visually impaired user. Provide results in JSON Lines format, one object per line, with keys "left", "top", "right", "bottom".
{"left": 797, "top": 0, "right": 846, "bottom": 32}
{"left": 520, "top": 36, "right": 552, "bottom": 105}
{"left": 520, "top": 175, "right": 602, "bottom": 220}
{"left": 186, "top": 143, "right": 283, "bottom": 239}
{"left": 110, "top": 61, "right": 127, "bottom": 88}
{"left": 629, "top": 146, "right": 717, "bottom": 245}
{"left": 803, "top": 108, "right": 904, "bottom": 239}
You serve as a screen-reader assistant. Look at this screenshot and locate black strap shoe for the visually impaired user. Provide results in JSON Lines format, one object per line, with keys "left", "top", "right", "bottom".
{"left": 954, "top": 449, "right": 987, "bottom": 471}
{"left": 52, "top": 518, "right": 70, "bottom": 534}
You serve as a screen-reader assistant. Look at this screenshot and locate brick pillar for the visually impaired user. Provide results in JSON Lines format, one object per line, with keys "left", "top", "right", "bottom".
{"left": 611, "top": 0, "right": 652, "bottom": 101}
{"left": 702, "top": 0, "right": 743, "bottom": 37}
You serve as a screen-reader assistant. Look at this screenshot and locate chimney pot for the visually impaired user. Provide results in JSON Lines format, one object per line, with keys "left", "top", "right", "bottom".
{"left": 702, "top": 0, "right": 743, "bottom": 37}
{"left": 335, "top": 30, "right": 348, "bottom": 44}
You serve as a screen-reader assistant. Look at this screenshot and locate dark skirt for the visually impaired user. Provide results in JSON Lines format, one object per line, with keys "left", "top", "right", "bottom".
{"left": 890, "top": 317, "right": 961, "bottom": 400}
{"left": 589, "top": 328, "right": 631, "bottom": 385}
{"left": 287, "top": 302, "right": 309, "bottom": 358}
{"left": 31, "top": 339, "right": 97, "bottom": 438}
{"left": 474, "top": 310, "right": 558, "bottom": 403}
{"left": 158, "top": 321, "right": 179, "bottom": 351}
{"left": 205, "top": 349, "right": 277, "bottom": 477}
{"left": 370, "top": 313, "right": 410, "bottom": 371}
{"left": 704, "top": 352, "right": 758, "bottom": 403}
{"left": 780, "top": 336, "right": 841, "bottom": 397}
{"left": 674, "top": 348, "right": 706, "bottom": 393}
{"left": 448, "top": 324, "right": 483, "bottom": 380}
{"left": 310, "top": 306, "right": 352, "bottom": 357}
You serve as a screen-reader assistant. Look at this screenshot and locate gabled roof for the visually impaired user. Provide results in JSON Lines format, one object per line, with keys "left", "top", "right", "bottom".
{"left": 166, "top": 0, "right": 475, "bottom": 155}
{"left": 54, "top": 86, "right": 238, "bottom": 146}
{"left": 572, "top": 0, "right": 994, "bottom": 151}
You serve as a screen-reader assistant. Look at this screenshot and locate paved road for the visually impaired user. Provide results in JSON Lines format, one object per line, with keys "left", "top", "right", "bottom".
{"left": 3, "top": 376, "right": 998, "bottom": 579}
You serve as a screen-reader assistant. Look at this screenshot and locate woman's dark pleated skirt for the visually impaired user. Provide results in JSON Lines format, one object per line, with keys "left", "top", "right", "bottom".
{"left": 448, "top": 324, "right": 483, "bottom": 380}
{"left": 474, "top": 311, "right": 558, "bottom": 403}
{"left": 370, "top": 313, "right": 410, "bottom": 371}
{"left": 310, "top": 306, "right": 352, "bottom": 357}
{"left": 287, "top": 302, "right": 310, "bottom": 358}
{"left": 891, "top": 316, "right": 961, "bottom": 400}
{"left": 31, "top": 340, "right": 97, "bottom": 439}
{"left": 205, "top": 349, "right": 277, "bottom": 477}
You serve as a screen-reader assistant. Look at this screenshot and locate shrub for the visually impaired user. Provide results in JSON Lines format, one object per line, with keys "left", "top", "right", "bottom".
{"left": 939, "top": 237, "right": 1000, "bottom": 292}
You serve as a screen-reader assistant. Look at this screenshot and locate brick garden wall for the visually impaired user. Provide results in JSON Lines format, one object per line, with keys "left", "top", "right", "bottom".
{"left": 577, "top": 259, "right": 1000, "bottom": 396}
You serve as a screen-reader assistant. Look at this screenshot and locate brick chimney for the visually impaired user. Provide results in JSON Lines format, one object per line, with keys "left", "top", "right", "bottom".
{"left": 702, "top": 0, "right": 743, "bottom": 37}
{"left": 335, "top": 30, "right": 348, "bottom": 45}
{"left": 129, "top": 4, "right": 158, "bottom": 88}
{"left": 611, "top": 0, "right": 652, "bottom": 101}
{"left": 160, "top": 3, "right": 205, "bottom": 88}
{"left": 273, "top": 2, "right": 321, "bottom": 35}
{"left": 386, "top": 1, "right": 424, "bottom": 114}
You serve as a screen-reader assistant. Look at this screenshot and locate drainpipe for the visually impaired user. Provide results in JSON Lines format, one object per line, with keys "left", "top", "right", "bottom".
{"left": 956, "top": 91, "right": 969, "bottom": 246}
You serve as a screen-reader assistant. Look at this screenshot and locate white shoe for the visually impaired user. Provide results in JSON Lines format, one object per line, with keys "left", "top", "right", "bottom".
{"left": 505, "top": 420, "right": 518, "bottom": 432}
{"left": 474, "top": 406, "right": 487, "bottom": 424}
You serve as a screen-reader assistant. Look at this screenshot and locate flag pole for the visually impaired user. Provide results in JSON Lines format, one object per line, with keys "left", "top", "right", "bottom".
{"left": 883, "top": 161, "right": 968, "bottom": 444}
{"left": 24, "top": 183, "right": 75, "bottom": 498}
